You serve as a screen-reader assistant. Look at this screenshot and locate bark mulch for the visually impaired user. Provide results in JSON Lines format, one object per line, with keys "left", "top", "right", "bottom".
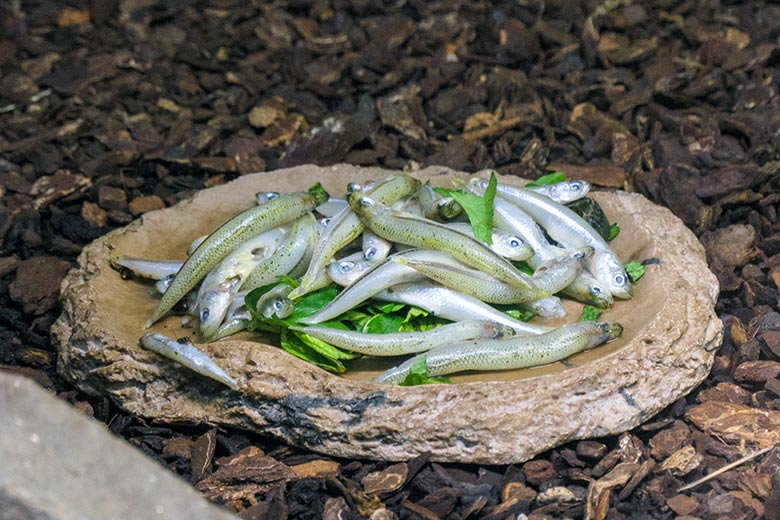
{"left": 3, "top": 1, "right": 780, "bottom": 518}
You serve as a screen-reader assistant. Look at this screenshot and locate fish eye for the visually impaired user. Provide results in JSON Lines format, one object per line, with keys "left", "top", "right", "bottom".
{"left": 614, "top": 274, "right": 625, "bottom": 285}
{"left": 347, "top": 182, "right": 362, "bottom": 192}
{"left": 571, "top": 182, "right": 582, "bottom": 191}
{"left": 509, "top": 238, "right": 521, "bottom": 248}
{"left": 339, "top": 261, "right": 355, "bottom": 273}
{"left": 200, "top": 308, "right": 210, "bottom": 321}
{"left": 574, "top": 251, "right": 585, "bottom": 260}
{"left": 321, "top": 217, "right": 331, "bottom": 226}
{"left": 272, "top": 299, "right": 283, "bottom": 311}
{"left": 591, "top": 286, "right": 601, "bottom": 295}
{"left": 365, "top": 247, "right": 377, "bottom": 260}
{"left": 359, "top": 197, "right": 374, "bottom": 207}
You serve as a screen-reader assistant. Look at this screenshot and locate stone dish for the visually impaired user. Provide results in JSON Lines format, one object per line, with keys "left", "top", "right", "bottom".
{"left": 53, "top": 165, "right": 722, "bottom": 464}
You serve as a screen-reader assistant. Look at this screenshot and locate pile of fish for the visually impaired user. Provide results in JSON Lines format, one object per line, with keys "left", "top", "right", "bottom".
{"left": 114, "top": 173, "right": 630, "bottom": 388}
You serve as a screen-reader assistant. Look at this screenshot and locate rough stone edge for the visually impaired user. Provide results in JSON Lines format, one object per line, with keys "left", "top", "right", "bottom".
{"left": 52, "top": 165, "right": 722, "bottom": 464}
{"left": 0, "top": 371, "right": 237, "bottom": 520}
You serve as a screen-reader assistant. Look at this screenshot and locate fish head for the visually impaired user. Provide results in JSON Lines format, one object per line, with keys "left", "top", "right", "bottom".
{"left": 436, "top": 198, "right": 463, "bottom": 220}
{"left": 469, "top": 178, "right": 490, "bottom": 191}
{"left": 327, "top": 258, "right": 370, "bottom": 286}
{"left": 599, "top": 322, "right": 623, "bottom": 341}
{"left": 528, "top": 296, "right": 566, "bottom": 318}
{"left": 548, "top": 180, "right": 591, "bottom": 203}
{"left": 581, "top": 276, "right": 614, "bottom": 309}
{"left": 256, "top": 191, "right": 280, "bottom": 204}
{"left": 364, "top": 246, "right": 380, "bottom": 261}
{"left": 480, "top": 321, "right": 516, "bottom": 339}
{"left": 578, "top": 321, "right": 623, "bottom": 348}
{"left": 571, "top": 246, "right": 595, "bottom": 263}
{"left": 260, "top": 296, "right": 293, "bottom": 319}
{"left": 199, "top": 290, "right": 233, "bottom": 338}
{"left": 495, "top": 234, "right": 534, "bottom": 261}
{"left": 363, "top": 234, "right": 391, "bottom": 261}
{"left": 347, "top": 193, "right": 376, "bottom": 214}
{"left": 155, "top": 274, "right": 175, "bottom": 294}
{"left": 592, "top": 251, "right": 633, "bottom": 299}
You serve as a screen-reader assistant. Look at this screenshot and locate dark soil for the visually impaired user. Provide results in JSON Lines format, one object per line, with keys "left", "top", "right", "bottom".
{"left": 3, "top": 1, "right": 780, "bottom": 518}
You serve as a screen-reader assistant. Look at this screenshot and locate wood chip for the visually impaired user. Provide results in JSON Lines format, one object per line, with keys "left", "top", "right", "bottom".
{"left": 584, "top": 463, "right": 639, "bottom": 520}
{"left": 190, "top": 428, "right": 217, "bottom": 481}
{"left": 401, "top": 499, "right": 440, "bottom": 520}
{"left": 666, "top": 494, "right": 699, "bottom": 516}
{"left": 361, "top": 462, "right": 408, "bottom": 495}
{"left": 734, "top": 360, "right": 780, "bottom": 383}
{"left": 195, "top": 446, "right": 296, "bottom": 501}
{"left": 686, "top": 401, "right": 780, "bottom": 447}
{"left": 522, "top": 459, "right": 556, "bottom": 487}
{"left": 659, "top": 446, "right": 702, "bottom": 477}
{"left": 290, "top": 460, "right": 339, "bottom": 479}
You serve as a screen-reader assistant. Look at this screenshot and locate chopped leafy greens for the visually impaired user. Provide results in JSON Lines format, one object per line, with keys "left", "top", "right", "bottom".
{"left": 512, "top": 261, "right": 534, "bottom": 275}
{"left": 294, "top": 330, "right": 359, "bottom": 360}
{"left": 362, "top": 313, "right": 404, "bottom": 334}
{"left": 525, "top": 171, "right": 566, "bottom": 187}
{"left": 277, "top": 274, "right": 299, "bottom": 288}
{"left": 579, "top": 305, "right": 604, "bottom": 322}
{"left": 398, "top": 357, "right": 451, "bottom": 386}
{"left": 280, "top": 328, "right": 346, "bottom": 372}
{"left": 608, "top": 223, "right": 620, "bottom": 241}
{"left": 307, "top": 182, "right": 330, "bottom": 205}
{"left": 432, "top": 172, "right": 497, "bottom": 244}
{"left": 624, "top": 261, "right": 646, "bottom": 283}
{"left": 286, "top": 287, "right": 340, "bottom": 322}
{"left": 244, "top": 283, "right": 449, "bottom": 373}
{"left": 504, "top": 308, "right": 536, "bottom": 322}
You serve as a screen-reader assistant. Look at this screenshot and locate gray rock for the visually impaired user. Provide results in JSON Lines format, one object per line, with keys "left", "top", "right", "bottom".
{"left": 52, "top": 165, "right": 722, "bottom": 464}
{"left": 0, "top": 372, "right": 236, "bottom": 520}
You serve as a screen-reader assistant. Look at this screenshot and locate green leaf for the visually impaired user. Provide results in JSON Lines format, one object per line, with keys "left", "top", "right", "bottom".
{"left": 280, "top": 329, "right": 345, "bottom": 373}
{"left": 512, "top": 261, "right": 534, "bottom": 275}
{"left": 362, "top": 313, "right": 405, "bottom": 334}
{"left": 579, "top": 305, "right": 603, "bottom": 322}
{"left": 372, "top": 302, "right": 405, "bottom": 314}
{"left": 285, "top": 286, "right": 339, "bottom": 323}
{"left": 397, "top": 357, "right": 451, "bottom": 386}
{"left": 403, "top": 306, "right": 429, "bottom": 323}
{"left": 433, "top": 172, "right": 497, "bottom": 244}
{"left": 504, "top": 308, "right": 536, "bottom": 322}
{"left": 277, "top": 274, "right": 299, "bottom": 288}
{"left": 608, "top": 223, "right": 620, "bottom": 241}
{"left": 624, "top": 261, "right": 646, "bottom": 283}
{"left": 294, "top": 330, "right": 359, "bottom": 360}
{"left": 307, "top": 182, "right": 330, "bottom": 205}
{"left": 525, "top": 171, "right": 566, "bottom": 187}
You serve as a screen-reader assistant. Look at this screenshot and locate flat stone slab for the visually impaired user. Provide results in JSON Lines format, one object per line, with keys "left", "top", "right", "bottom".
{"left": 52, "top": 164, "right": 722, "bottom": 464}
{"left": 0, "top": 372, "right": 236, "bottom": 520}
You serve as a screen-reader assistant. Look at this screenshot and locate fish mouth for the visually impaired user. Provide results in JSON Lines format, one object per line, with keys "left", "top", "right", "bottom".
{"left": 599, "top": 322, "right": 624, "bottom": 341}
{"left": 611, "top": 284, "right": 634, "bottom": 299}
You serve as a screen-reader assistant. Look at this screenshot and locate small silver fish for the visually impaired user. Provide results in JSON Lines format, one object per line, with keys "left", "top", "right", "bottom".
{"left": 110, "top": 254, "right": 183, "bottom": 280}
{"left": 290, "top": 320, "right": 513, "bottom": 356}
{"left": 374, "top": 321, "right": 622, "bottom": 384}
{"left": 528, "top": 180, "right": 591, "bottom": 204}
{"left": 140, "top": 332, "right": 238, "bottom": 390}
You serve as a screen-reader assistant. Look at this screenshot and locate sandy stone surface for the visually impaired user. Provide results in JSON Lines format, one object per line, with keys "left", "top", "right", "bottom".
{"left": 0, "top": 372, "right": 237, "bottom": 520}
{"left": 52, "top": 165, "right": 722, "bottom": 464}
